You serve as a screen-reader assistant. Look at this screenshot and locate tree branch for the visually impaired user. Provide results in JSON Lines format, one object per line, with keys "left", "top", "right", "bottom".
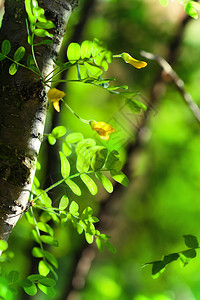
{"left": 141, "top": 50, "right": 200, "bottom": 123}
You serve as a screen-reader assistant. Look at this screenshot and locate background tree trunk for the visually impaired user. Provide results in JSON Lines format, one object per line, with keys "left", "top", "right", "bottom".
{"left": 0, "top": 0, "right": 78, "bottom": 241}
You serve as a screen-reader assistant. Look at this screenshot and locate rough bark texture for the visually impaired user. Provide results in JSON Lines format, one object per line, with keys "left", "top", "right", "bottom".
{"left": 0, "top": 0, "right": 78, "bottom": 241}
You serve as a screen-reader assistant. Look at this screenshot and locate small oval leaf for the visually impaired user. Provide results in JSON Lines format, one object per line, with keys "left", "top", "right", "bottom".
{"left": 65, "top": 179, "right": 81, "bottom": 196}
{"left": 59, "top": 195, "right": 69, "bottom": 210}
{"left": 95, "top": 171, "right": 113, "bottom": 193}
{"left": 67, "top": 42, "right": 81, "bottom": 62}
{"left": 34, "top": 29, "right": 53, "bottom": 38}
{"left": 9, "top": 63, "right": 18, "bottom": 75}
{"left": 14, "top": 46, "right": 25, "bottom": 61}
{"left": 1, "top": 40, "right": 11, "bottom": 55}
{"left": 59, "top": 151, "right": 70, "bottom": 179}
{"left": 80, "top": 174, "right": 98, "bottom": 195}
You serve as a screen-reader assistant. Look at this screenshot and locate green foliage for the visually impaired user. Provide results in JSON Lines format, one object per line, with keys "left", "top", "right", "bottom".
{"left": 159, "top": 0, "right": 200, "bottom": 19}
{"left": 185, "top": 1, "right": 200, "bottom": 19}
{"left": 25, "top": 0, "right": 54, "bottom": 41}
{"left": 144, "top": 235, "right": 200, "bottom": 277}
{"left": 20, "top": 128, "right": 127, "bottom": 296}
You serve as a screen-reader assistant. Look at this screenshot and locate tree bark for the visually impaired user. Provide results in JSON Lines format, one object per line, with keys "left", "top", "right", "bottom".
{"left": 0, "top": 0, "right": 78, "bottom": 241}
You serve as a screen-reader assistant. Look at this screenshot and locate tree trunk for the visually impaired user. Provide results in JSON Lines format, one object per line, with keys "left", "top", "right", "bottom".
{"left": 0, "top": 0, "right": 78, "bottom": 241}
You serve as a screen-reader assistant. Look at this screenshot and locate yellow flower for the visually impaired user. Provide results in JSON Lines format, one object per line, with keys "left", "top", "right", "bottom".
{"left": 90, "top": 120, "right": 115, "bottom": 140}
{"left": 47, "top": 88, "right": 66, "bottom": 112}
{"left": 121, "top": 52, "right": 147, "bottom": 69}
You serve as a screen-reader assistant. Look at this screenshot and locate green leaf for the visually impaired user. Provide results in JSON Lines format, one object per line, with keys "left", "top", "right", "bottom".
{"left": 65, "top": 179, "right": 81, "bottom": 196}
{"left": 84, "top": 62, "right": 103, "bottom": 77}
{"left": 24, "top": 283, "right": 37, "bottom": 296}
{"left": 67, "top": 42, "right": 81, "bottom": 62}
{"left": 33, "top": 6, "right": 46, "bottom": 22}
{"left": 25, "top": 210, "right": 35, "bottom": 226}
{"left": 126, "top": 98, "right": 147, "bottom": 114}
{"left": 62, "top": 142, "right": 72, "bottom": 156}
{"left": 31, "top": 229, "right": 40, "bottom": 244}
{"left": 38, "top": 277, "right": 56, "bottom": 287}
{"left": 48, "top": 135, "right": 56, "bottom": 145}
{"left": 163, "top": 253, "right": 179, "bottom": 265}
{"left": 8, "top": 271, "right": 19, "bottom": 283}
{"left": 105, "top": 50, "right": 112, "bottom": 63}
{"left": 101, "top": 60, "right": 108, "bottom": 71}
{"left": 59, "top": 151, "right": 70, "bottom": 179}
{"left": 105, "top": 150, "right": 122, "bottom": 171}
{"left": 52, "top": 126, "right": 67, "bottom": 138}
{"left": 1, "top": 40, "right": 11, "bottom": 55}
{"left": 76, "top": 138, "right": 96, "bottom": 153}
{"left": 40, "top": 212, "right": 52, "bottom": 223}
{"left": 107, "top": 85, "right": 128, "bottom": 91}
{"left": 81, "top": 206, "right": 93, "bottom": 219}
{"left": 33, "top": 39, "right": 53, "bottom": 46}
{"left": 76, "top": 147, "right": 90, "bottom": 172}
{"left": 32, "top": 247, "right": 43, "bottom": 258}
{"left": 14, "top": 46, "right": 25, "bottom": 62}
{"left": 38, "top": 260, "right": 51, "bottom": 276}
{"left": 110, "top": 170, "right": 129, "bottom": 186}
{"left": 37, "top": 222, "right": 54, "bottom": 236}
{"left": 36, "top": 21, "right": 55, "bottom": 29}
{"left": 9, "top": 63, "right": 18, "bottom": 75}
{"left": 27, "top": 54, "right": 37, "bottom": 69}
{"left": 18, "top": 278, "right": 32, "bottom": 288}
{"left": 90, "top": 146, "right": 107, "bottom": 170}
{"left": 95, "top": 171, "right": 113, "bottom": 193}
{"left": 43, "top": 251, "right": 58, "bottom": 269}
{"left": 0, "top": 240, "right": 8, "bottom": 251}
{"left": 152, "top": 261, "right": 165, "bottom": 277}
{"left": 25, "top": 0, "right": 36, "bottom": 24}
{"left": 28, "top": 34, "right": 33, "bottom": 45}
{"left": 66, "top": 132, "right": 84, "bottom": 143}
{"left": 85, "top": 232, "right": 94, "bottom": 244}
{"left": 105, "top": 241, "right": 117, "bottom": 254}
{"left": 180, "top": 249, "right": 196, "bottom": 267}
{"left": 81, "top": 40, "right": 93, "bottom": 59}
{"left": 27, "top": 55, "right": 35, "bottom": 68}
{"left": 77, "top": 222, "right": 84, "bottom": 234}
{"left": 0, "top": 53, "right": 5, "bottom": 61}
{"left": 183, "top": 235, "right": 199, "bottom": 248}
{"left": 185, "top": 1, "right": 199, "bottom": 19}
{"left": 38, "top": 284, "right": 56, "bottom": 297}
{"left": 69, "top": 201, "right": 79, "bottom": 215}
{"left": 96, "top": 237, "right": 104, "bottom": 253}
{"left": 59, "top": 195, "right": 69, "bottom": 210}
{"left": 28, "top": 274, "right": 45, "bottom": 282}
{"left": 181, "top": 249, "right": 197, "bottom": 258}
{"left": 34, "top": 29, "right": 53, "bottom": 38}
{"left": 80, "top": 174, "right": 98, "bottom": 195}
{"left": 40, "top": 236, "right": 58, "bottom": 246}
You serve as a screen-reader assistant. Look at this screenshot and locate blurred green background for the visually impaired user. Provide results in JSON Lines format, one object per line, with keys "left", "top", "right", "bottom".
{"left": 2, "top": 0, "right": 200, "bottom": 299}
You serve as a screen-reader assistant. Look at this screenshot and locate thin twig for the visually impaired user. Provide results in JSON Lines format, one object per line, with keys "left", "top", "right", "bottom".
{"left": 141, "top": 50, "right": 200, "bottom": 123}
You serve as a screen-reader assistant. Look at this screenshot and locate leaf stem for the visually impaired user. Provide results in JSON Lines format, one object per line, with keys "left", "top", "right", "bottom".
{"left": 32, "top": 170, "right": 111, "bottom": 203}
{"left": 62, "top": 100, "right": 91, "bottom": 124}
{"left": 0, "top": 52, "right": 40, "bottom": 76}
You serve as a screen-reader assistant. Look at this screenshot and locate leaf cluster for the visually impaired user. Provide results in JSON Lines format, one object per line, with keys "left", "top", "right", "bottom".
{"left": 25, "top": 0, "right": 55, "bottom": 43}
{"left": 144, "top": 235, "right": 200, "bottom": 277}
{"left": 0, "top": 40, "right": 25, "bottom": 75}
